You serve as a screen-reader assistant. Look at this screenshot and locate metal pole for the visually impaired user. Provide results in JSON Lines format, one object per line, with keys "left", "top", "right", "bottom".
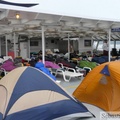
{"left": 42, "top": 26, "right": 45, "bottom": 64}
{"left": 0, "top": 37, "right": 1, "bottom": 55}
{"left": 28, "top": 38, "right": 30, "bottom": 58}
{"left": 114, "top": 40, "right": 116, "bottom": 48}
{"left": 95, "top": 39, "right": 100, "bottom": 50}
{"left": 78, "top": 36, "right": 80, "bottom": 54}
{"left": 13, "top": 32, "right": 16, "bottom": 58}
{"left": 68, "top": 33, "right": 70, "bottom": 61}
{"left": 108, "top": 29, "right": 111, "bottom": 62}
{"left": 5, "top": 35, "right": 8, "bottom": 56}
{"left": 91, "top": 36, "right": 94, "bottom": 56}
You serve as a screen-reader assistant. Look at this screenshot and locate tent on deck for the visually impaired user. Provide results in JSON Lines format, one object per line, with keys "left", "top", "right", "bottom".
{"left": 73, "top": 61, "right": 120, "bottom": 112}
{"left": 0, "top": 66, "right": 93, "bottom": 120}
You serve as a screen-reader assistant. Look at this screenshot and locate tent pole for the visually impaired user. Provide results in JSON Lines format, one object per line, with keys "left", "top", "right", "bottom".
{"left": 42, "top": 26, "right": 45, "bottom": 64}
{"left": 108, "top": 29, "right": 111, "bottom": 62}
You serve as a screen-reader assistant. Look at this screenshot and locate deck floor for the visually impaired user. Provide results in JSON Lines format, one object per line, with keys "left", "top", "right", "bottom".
{"left": 56, "top": 75, "right": 106, "bottom": 120}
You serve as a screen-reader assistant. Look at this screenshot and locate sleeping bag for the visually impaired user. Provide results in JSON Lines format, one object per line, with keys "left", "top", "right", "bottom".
{"left": 79, "top": 60, "right": 97, "bottom": 69}
{"left": 35, "top": 62, "right": 56, "bottom": 80}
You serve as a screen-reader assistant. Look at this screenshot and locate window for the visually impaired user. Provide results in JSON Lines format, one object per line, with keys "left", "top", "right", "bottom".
{"left": 51, "top": 40, "right": 54, "bottom": 43}
{"left": 84, "top": 40, "right": 91, "bottom": 47}
{"left": 30, "top": 41, "right": 39, "bottom": 46}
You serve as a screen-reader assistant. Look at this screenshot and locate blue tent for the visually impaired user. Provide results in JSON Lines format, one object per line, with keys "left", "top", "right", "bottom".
{"left": 0, "top": 66, "right": 93, "bottom": 120}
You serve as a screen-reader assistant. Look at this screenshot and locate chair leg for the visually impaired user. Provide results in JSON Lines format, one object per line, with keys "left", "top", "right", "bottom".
{"left": 63, "top": 75, "right": 71, "bottom": 82}
{"left": 55, "top": 70, "right": 70, "bottom": 82}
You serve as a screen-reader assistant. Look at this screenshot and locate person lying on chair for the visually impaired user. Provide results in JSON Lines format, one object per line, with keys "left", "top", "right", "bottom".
{"left": 35, "top": 57, "right": 56, "bottom": 81}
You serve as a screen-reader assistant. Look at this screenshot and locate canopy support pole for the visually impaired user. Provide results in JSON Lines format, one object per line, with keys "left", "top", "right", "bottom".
{"left": 91, "top": 36, "right": 94, "bottom": 56}
{"left": 0, "top": 37, "right": 1, "bottom": 55}
{"left": 13, "top": 32, "right": 16, "bottom": 58}
{"left": 42, "top": 26, "right": 45, "bottom": 64}
{"left": 68, "top": 33, "right": 70, "bottom": 61}
{"left": 28, "top": 38, "right": 30, "bottom": 58}
{"left": 5, "top": 35, "right": 8, "bottom": 56}
{"left": 78, "top": 36, "right": 80, "bottom": 54}
{"left": 108, "top": 29, "right": 111, "bottom": 62}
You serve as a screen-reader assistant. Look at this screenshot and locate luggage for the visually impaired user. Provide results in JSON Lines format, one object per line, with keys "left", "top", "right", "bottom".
{"left": 111, "top": 48, "right": 118, "bottom": 56}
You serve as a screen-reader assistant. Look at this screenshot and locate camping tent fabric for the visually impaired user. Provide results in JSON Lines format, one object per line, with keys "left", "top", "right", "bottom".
{"left": 73, "top": 61, "right": 120, "bottom": 111}
{"left": 0, "top": 66, "right": 92, "bottom": 120}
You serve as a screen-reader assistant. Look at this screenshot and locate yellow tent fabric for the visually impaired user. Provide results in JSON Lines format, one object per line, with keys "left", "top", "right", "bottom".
{"left": 73, "top": 61, "right": 120, "bottom": 111}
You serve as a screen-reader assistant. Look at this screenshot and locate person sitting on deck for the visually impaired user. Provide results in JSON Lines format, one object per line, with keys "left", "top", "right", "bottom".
{"left": 35, "top": 57, "right": 56, "bottom": 81}
{"left": 102, "top": 40, "right": 108, "bottom": 56}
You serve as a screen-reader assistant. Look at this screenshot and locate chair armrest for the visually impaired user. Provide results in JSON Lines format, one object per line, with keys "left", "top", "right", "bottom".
{"left": 66, "top": 67, "right": 76, "bottom": 73}
{"left": 58, "top": 63, "right": 64, "bottom": 68}
{"left": 0, "top": 68, "right": 8, "bottom": 75}
{"left": 83, "top": 67, "right": 91, "bottom": 71}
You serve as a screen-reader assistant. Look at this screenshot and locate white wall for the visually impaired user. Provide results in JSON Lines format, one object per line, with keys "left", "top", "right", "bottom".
{"left": 19, "top": 37, "right": 94, "bottom": 58}
{"left": 20, "top": 42, "right": 28, "bottom": 59}
{"left": 59, "top": 40, "right": 68, "bottom": 53}
{"left": 59, "top": 40, "right": 79, "bottom": 53}
{"left": 45, "top": 39, "right": 59, "bottom": 52}
{"left": 30, "top": 39, "right": 59, "bottom": 53}
{"left": 78, "top": 37, "right": 93, "bottom": 53}
{"left": 1, "top": 37, "right": 94, "bottom": 58}
{"left": 73, "top": 40, "right": 78, "bottom": 51}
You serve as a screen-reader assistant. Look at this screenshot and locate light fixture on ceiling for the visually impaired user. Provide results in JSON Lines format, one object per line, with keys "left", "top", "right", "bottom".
{"left": 16, "top": 13, "right": 20, "bottom": 19}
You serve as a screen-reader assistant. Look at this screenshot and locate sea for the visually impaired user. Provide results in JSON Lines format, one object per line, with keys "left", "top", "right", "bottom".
{"left": 93, "top": 41, "right": 120, "bottom": 51}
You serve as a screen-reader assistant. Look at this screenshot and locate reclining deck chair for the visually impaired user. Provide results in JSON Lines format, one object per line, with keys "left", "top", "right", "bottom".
{"left": 55, "top": 63, "right": 83, "bottom": 82}
{"left": 0, "top": 68, "right": 8, "bottom": 79}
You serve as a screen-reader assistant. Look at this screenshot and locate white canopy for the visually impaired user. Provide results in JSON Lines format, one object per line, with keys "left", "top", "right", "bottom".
{"left": 0, "top": 0, "right": 119, "bottom": 40}
{"left": 0, "top": 0, "right": 120, "bottom": 22}
{"left": 0, "top": 0, "right": 119, "bottom": 62}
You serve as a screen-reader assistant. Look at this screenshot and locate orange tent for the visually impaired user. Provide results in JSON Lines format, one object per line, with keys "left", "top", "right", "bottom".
{"left": 73, "top": 61, "right": 120, "bottom": 111}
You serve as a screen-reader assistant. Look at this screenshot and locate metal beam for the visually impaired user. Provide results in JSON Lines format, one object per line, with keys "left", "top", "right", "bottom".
{"left": 35, "top": 13, "right": 40, "bottom": 19}
{"left": 59, "top": 16, "right": 64, "bottom": 21}
{"left": 78, "top": 18, "right": 83, "bottom": 23}
{"left": 0, "top": 9, "right": 9, "bottom": 20}
{"left": 98, "top": 36, "right": 105, "bottom": 41}
{"left": 109, "top": 21, "right": 115, "bottom": 28}
{"left": 114, "top": 34, "right": 120, "bottom": 39}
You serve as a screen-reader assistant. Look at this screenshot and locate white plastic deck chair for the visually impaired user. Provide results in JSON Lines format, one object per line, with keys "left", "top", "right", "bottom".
{"left": 55, "top": 63, "right": 83, "bottom": 82}
{"left": 3, "top": 56, "right": 13, "bottom": 62}
{"left": 83, "top": 67, "right": 91, "bottom": 72}
{"left": 0, "top": 68, "right": 8, "bottom": 79}
{"left": 0, "top": 58, "right": 4, "bottom": 64}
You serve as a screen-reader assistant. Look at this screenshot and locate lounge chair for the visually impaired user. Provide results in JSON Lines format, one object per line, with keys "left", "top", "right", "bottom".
{"left": 0, "top": 68, "right": 8, "bottom": 79}
{"left": 55, "top": 64, "right": 83, "bottom": 82}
